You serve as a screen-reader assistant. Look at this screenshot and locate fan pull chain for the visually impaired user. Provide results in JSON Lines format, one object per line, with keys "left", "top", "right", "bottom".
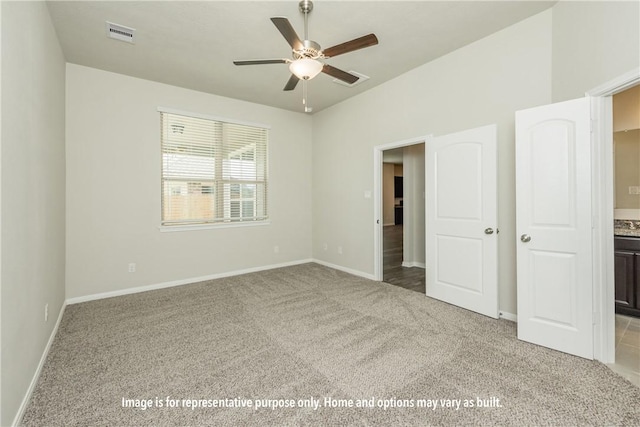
{"left": 303, "top": 80, "right": 307, "bottom": 105}
{"left": 302, "top": 80, "right": 312, "bottom": 113}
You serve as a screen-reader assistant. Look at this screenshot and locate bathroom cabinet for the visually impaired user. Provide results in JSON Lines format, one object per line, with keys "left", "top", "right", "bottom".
{"left": 614, "top": 236, "right": 640, "bottom": 318}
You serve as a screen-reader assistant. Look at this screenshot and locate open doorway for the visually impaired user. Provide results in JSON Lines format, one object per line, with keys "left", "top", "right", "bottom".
{"left": 374, "top": 125, "right": 498, "bottom": 320}
{"left": 583, "top": 67, "right": 640, "bottom": 365}
{"left": 610, "top": 83, "right": 640, "bottom": 386}
{"left": 381, "top": 145, "right": 426, "bottom": 293}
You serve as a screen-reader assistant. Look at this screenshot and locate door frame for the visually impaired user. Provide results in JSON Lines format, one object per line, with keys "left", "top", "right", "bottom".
{"left": 373, "top": 135, "right": 431, "bottom": 281}
{"left": 588, "top": 67, "right": 640, "bottom": 363}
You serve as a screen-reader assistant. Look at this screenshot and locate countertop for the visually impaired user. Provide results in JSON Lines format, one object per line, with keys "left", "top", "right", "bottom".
{"left": 614, "top": 220, "right": 640, "bottom": 238}
{"left": 615, "top": 228, "right": 640, "bottom": 238}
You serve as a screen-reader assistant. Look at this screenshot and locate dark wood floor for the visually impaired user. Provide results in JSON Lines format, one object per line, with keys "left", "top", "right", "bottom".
{"left": 383, "top": 225, "right": 426, "bottom": 294}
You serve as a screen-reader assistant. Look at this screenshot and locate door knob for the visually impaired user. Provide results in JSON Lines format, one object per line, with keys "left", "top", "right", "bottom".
{"left": 484, "top": 228, "right": 494, "bottom": 235}
{"left": 520, "top": 234, "right": 531, "bottom": 243}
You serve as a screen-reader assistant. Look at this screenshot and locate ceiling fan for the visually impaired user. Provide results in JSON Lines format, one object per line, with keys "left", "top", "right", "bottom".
{"left": 233, "top": 0, "right": 378, "bottom": 109}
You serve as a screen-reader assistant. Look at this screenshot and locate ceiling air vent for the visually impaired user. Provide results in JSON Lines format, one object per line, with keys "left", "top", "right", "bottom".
{"left": 332, "top": 71, "right": 369, "bottom": 87}
{"left": 105, "top": 21, "right": 136, "bottom": 44}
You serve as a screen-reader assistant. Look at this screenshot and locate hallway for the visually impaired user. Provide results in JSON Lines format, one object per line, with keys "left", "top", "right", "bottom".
{"left": 383, "top": 225, "right": 426, "bottom": 293}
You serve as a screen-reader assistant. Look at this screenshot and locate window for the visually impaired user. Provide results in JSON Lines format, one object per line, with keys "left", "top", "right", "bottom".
{"left": 160, "top": 110, "right": 268, "bottom": 227}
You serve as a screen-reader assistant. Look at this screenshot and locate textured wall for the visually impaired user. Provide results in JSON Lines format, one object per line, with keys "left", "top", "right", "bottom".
{"left": 552, "top": 1, "right": 640, "bottom": 102}
{"left": 65, "top": 65, "right": 313, "bottom": 299}
{"left": 1, "top": 2, "right": 66, "bottom": 425}
{"left": 312, "top": 10, "right": 554, "bottom": 315}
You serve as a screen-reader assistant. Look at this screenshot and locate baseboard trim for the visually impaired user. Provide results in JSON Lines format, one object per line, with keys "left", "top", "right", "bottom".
{"left": 401, "top": 261, "right": 426, "bottom": 269}
{"left": 13, "top": 301, "right": 66, "bottom": 427}
{"left": 312, "top": 259, "right": 376, "bottom": 280}
{"left": 66, "top": 259, "right": 314, "bottom": 305}
{"left": 499, "top": 311, "right": 517, "bottom": 322}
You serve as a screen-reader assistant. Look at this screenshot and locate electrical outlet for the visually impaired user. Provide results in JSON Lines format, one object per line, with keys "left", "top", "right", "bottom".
{"left": 338, "top": 246, "right": 343, "bottom": 255}
{"left": 629, "top": 186, "right": 640, "bottom": 195}
{"left": 44, "top": 304, "right": 49, "bottom": 322}
{"left": 128, "top": 263, "right": 136, "bottom": 273}
{"left": 323, "top": 243, "right": 328, "bottom": 251}
{"left": 274, "top": 246, "right": 279, "bottom": 253}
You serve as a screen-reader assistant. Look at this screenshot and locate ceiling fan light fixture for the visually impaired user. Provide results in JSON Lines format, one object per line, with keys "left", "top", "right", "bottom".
{"left": 289, "top": 58, "right": 323, "bottom": 80}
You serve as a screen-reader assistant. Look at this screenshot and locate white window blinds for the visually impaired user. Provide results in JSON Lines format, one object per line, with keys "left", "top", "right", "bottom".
{"left": 160, "top": 111, "right": 268, "bottom": 226}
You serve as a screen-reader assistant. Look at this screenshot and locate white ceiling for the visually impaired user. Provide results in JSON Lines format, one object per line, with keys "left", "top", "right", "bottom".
{"left": 47, "top": 1, "right": 555, "bottom": 114}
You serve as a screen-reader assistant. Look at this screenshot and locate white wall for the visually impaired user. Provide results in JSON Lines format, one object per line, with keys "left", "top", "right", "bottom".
{"left": 66, "top": 64, "right": 312, "bottom": 299}
{"left": 552, "top": 1, "right": 640, "bottom": 102}
{"left": 613, "top": 85, "right": 640, "bottom": 132}
{"left": 402, "top": 144, "right": 425, "bottom": 268}
{"left": 1, "top": 2, "right": 66, "bottom": 425}
{"left": 312, "top": 10, "right": 553, "bottom": 314}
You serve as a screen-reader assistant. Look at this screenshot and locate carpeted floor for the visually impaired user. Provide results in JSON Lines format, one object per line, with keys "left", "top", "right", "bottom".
{"left": 22, "top": 263, "right": 640, "bottom": 426}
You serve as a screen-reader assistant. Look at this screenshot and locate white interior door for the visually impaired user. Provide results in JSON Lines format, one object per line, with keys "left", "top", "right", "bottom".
{"left": 426, "top": 124, "right": 498, "bottom": 318}
{"left": 515, "top": 97, "right": 593, "bottom": 359}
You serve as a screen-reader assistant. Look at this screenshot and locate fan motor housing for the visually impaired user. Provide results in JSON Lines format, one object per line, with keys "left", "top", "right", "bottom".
{"left": 294, "top": 39, "right": 322, "bottom": 59}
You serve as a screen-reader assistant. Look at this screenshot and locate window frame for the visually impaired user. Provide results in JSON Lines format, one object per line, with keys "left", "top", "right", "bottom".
{"left": 158, "top": 107, "right": 270, "bottom": 232}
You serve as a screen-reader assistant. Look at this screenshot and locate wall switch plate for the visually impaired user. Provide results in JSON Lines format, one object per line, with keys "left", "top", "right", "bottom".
{"left": 274, "top": 246, "right": 279, "bottom": 253}
{"left": 338, "top": 246, "right": 343, "bottom": 255}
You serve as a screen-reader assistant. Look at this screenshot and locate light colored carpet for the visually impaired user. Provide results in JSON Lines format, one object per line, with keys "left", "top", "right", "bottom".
{"left": 22, "top": 263, "right": 640, "bottom": 426}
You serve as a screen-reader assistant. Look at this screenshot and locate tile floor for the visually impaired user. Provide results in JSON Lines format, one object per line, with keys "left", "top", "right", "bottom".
{"left": 382, "top": 225, "right": 425, "bottom": 293}
{"left": 608, "top": 314, "right": 640, "bottom": 387}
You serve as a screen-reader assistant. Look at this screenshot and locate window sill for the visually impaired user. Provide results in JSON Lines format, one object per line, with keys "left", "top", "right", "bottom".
{"left": 158, "top": 220, "right": 270, "bottom": 233}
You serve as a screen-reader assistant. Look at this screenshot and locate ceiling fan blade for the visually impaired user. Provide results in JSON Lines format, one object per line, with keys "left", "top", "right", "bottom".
{"left": 271, "top": 17, "right": 303, "bottom": 51}
{"left": 322, "top": 34, "right": 379, "bottom": 58}
{"left": 283, "top": 74, "right": 300, "bottom": 91}
{"left": 233, "top": 59, "right": 288, "bottom": 66}
{"left": 322, "top": 64, "right": 359, "bottom": 84}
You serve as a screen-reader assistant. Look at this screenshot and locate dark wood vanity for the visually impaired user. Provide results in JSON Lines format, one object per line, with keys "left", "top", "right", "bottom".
{"left": 615, "top": 236, "right": 640, "bottom": 317}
